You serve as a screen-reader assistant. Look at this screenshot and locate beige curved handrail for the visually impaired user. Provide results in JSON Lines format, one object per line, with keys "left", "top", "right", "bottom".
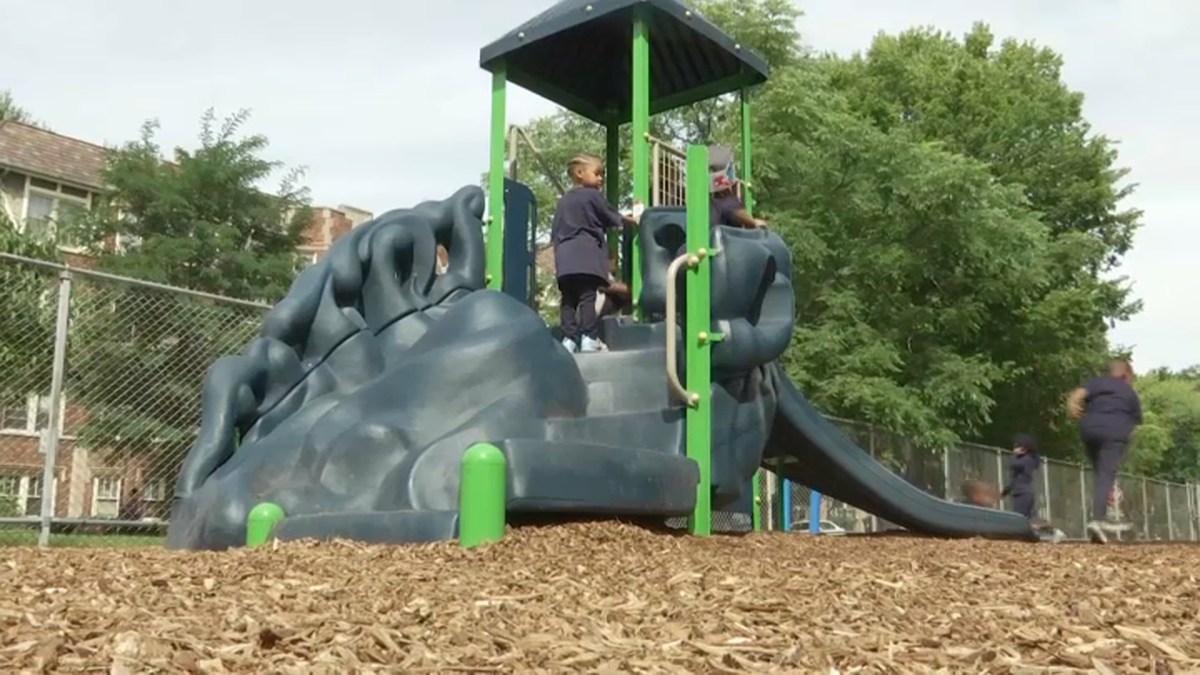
{"left": 665, "top": 252, "right": 701, "bottom": 408}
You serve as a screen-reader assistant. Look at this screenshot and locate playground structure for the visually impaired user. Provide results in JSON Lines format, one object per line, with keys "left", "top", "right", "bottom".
{"left": 165, "top": 0, "right": 1040, "bottom": 550}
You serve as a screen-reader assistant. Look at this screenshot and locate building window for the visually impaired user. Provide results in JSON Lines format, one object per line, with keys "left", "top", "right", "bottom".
{"left": 0, "top": 394, "right": 52, "bottom": 435}
{"left": 0, "top": 475, "right": 49, "bottom": 517}
{"left": 24, "top": 476, "right": 43, "bottom": 517}
{"left": 92, "top": 476, "right": 122, "bottom": 518}
{"left": 142, "top": 479, "right": 168, "bottom": 502}
{"left": 21, "top": 177, "right": 93, "bottom": 249}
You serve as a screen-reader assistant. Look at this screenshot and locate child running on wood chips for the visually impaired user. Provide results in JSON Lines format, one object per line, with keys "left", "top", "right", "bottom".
{"left": 1067, "top": 358, "right": 1143, "bottom": 544}
{"left": 1001, "top": 434, "right": 1065, "bottom": 544}
{"left": 1002, "top": 434, "right": 1041, "bottom": 520}
{"left": 551, "top": 153, "right": 640, "bottom": 353}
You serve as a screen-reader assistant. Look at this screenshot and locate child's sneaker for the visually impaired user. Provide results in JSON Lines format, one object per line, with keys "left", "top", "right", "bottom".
{"left": 579, "top": 336, "right": 609, "bottom": 353}
{"left": 560, "top": 337, "right": 578, "bottom": 353}
{"left": 1050, "top": 529, "right": 1065, "bottom": 544}
{"left": 1087, "top": 520, "right": 1108, "bottom": 544}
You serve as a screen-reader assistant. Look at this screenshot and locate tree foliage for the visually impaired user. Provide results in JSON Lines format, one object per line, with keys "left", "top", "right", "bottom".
{"left": 82, "top": 109, "right": 311, "bottom": 300}
{"left": 71, "top": 110, "right": 309, "bottom": 462}
{"left": 1128, "top": 369, "right": 1200, "bottom": 481}
{"left": 0, "top": 92, "right": 60, "bottom": 420}
{"left": 823, "top": 24, "right": 1142, "bottom": 452}
{"left": 0, "top": 90, "right": 40, "bottom": 126}
{"left": 512, "top": 1, "right": 1150, "bottom": 453}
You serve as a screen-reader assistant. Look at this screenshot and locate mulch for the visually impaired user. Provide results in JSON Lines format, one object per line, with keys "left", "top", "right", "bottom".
{"left": 2, "top": 521, "right": 1198, "bottom": 673}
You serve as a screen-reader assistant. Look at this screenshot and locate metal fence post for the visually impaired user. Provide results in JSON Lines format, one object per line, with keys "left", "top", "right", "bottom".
{"left": 868, "top": 427, "right": 878, "bottom": 533}
{"left": 1079, "top": 465, "right": 1088, "bottom": 533}
{"left": 1190, "top": 483, "right": 1198, "bottom": 541}
{"left": 1042, "top": 461, "right": 1052, "bottom": 522}
{"left": 1165, "top": 482, "right": 1175, "bottom": 540}
{"left": 1140, "top": 478, "right": 1150, "bottom": 539}
{"left": 942, "top": 446, "right": 951, "bottom": 500}
{"left": 38, "top": 269, "right": 72, "bottom": 548}
{"left": 995, "top": 450, "right": 1004, "bottom": 499}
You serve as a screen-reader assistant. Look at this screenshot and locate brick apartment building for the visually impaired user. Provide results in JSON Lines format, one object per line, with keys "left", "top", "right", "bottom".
{"left": 0, "top": 120, "right": 372, "bottom": 521}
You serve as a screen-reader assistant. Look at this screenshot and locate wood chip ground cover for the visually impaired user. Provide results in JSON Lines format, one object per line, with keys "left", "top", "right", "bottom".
{"left": 2, "top": 521, "right": 1197, "bottom": 673}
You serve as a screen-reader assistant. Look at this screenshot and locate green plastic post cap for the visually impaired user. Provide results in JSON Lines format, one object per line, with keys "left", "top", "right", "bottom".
{"left": 246, "top": 501, "right": 286, "bottom": 548}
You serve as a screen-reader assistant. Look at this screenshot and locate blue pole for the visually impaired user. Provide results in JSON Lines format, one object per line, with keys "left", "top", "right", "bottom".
{"left": 809, "top": 490, "right": 823, "bottom": 534}
{"left": 781, "top": 479, "right": 792, "bottom": 532}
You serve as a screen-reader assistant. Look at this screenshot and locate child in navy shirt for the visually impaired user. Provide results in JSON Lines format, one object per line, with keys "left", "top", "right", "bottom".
{"left": 1001, "top": 434, "right": 1041, "bottom": 519}
{"left": 551, "top": 153, "right": 638, "bottom": 353}
{"left": 1067, "top": 359, "right": 1143, "bottom": 544}
{"left": 708, "top": 145, "right": 767, "bottom": 230}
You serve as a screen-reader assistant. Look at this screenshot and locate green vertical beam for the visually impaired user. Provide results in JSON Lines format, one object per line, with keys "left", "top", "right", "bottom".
{"left": 741, "top": 88, "right": 763, "bottom": 523}
{"left": 631, "top": 10, "right": 651, "bottom": 318}
{"left": 685, "top": 144, "right": 713, "bottom": 537}
{"left": 486, "top": 67, "right": 507, "bottom": 291}
{"left": 740, "top": 88, "right": 755, "bottom": 216}
{"left": 751, "top": 472, "right": 762, "bottom": 531}
{"left": 459, "top": 443, "right": 507, "bottom": 548}
{"left": 605, "top": 123, "right": 621, "bottom": 277}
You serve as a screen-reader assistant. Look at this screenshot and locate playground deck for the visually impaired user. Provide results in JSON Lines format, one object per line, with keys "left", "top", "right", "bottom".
{"left": 2, "top": 522, "right": 1194, "bottom": 673}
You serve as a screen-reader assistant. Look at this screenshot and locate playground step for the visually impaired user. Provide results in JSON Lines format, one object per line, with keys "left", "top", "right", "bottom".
{"left": 598, "top": 317, "right": 668, "bottom": 351}
{"left": 546, "top": 408, "right": 685, "bottom": 454}
{"left": 573, "top": 345, "right": 668, "bottom": 383}
{"left": 585, "top": 378, "right": 673, "bottom": 415}
{"left": 273, "top": 509, "right": 459, "bottom": 545}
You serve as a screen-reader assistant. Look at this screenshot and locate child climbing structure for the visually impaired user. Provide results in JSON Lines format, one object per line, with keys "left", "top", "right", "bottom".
{"left": 165, "top": 0, "right": 1039, "bottom": 550}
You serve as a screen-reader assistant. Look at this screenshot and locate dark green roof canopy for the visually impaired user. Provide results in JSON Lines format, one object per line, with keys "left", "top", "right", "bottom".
{"left": 479, "top": 0, "right": 770, "bottom": 126}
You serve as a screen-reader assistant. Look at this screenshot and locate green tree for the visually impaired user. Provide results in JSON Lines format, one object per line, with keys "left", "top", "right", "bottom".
{"left": 824, "top": 25, "right": 1142, "bottom": 453}
{"left": 1, "top": 89, "right": 61, "bottom": 428}
{"left": 69, "top": 109, "right": 308, "bottom": 490}
{"left": 755, "top": 62, "right": 1051, "bottom": 445}
{"left": 1128, "top": 369, "right": 1200, "bottom": 481}
{"left": 82, "top": 109, "right": 311, "bottom": 300}
{"left": 0, "top": 90, "right": 38, "bottom": 125}
{"left": 0, "top": 216, "right": 59, "bottom": 428}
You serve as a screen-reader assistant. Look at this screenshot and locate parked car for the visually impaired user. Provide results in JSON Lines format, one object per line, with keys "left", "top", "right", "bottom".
{"left": 791, "top": 519, "right": 847, "bottom": 535}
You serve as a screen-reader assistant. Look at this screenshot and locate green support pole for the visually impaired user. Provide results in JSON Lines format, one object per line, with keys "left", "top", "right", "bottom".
{"left": 246, "top": 502, "right": 285, "bottom": 548}
{"left": 631, "top": 10, "right": 651, "bottom": 319}
{"left": 684, "top": 144, "right": 713, "bottom": 536}
{"left": 486, "top": 67, "right": 507, "bottom": 291}
{"left": 459, "top": 443, "right": 507, "bottom": 548}
{"left": 605, "top": 123, "right": 621, "bottom": 278}
{"left": 751, "top": 472, "right": 762, "bottom": 532}
{"left": 740, "top": 88, "right": 755, "bottom": 216}
{"left": 741, "top": 88, "right": 762, "bottom": 525}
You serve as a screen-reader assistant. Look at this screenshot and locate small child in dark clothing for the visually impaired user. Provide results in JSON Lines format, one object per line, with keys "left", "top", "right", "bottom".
{"left": 708, "top": 145, "right": 767, "bottom": 230}
{"left": 1067, "top": 359, "right": 1143, "bottom": 544}
{"left": 551, "top": 153, "right": 639, "bottom": 353}
{"left": 1002, "top": 434, "right": 1041, "bottom": 519}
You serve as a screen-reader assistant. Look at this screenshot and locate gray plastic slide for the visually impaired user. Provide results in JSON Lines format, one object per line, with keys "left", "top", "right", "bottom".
{"left": 761, "top": 364, "right": 1039, "bottom": 541}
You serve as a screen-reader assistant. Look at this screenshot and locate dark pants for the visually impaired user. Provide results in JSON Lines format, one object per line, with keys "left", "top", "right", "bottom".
{"left": 1083, "top": 431, "right": 1128, "bottom": 521}
{"left": 1010, "top": 491, "right": 1036, "bottom": 519}
{"left": 558, "top": 274, "right": 605, "bottom": 342}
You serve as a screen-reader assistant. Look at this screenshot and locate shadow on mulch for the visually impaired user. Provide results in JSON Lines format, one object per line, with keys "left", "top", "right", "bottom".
{"left": 1, "top": 520, "right": 1196, "bottom": 673}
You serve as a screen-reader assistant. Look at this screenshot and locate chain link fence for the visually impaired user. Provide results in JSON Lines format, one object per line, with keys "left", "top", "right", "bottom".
{"left": 4, "top": 253, "right": 1199, "bottom": 545}
{"left": 762, "top": 418, "right": 1200, "bottom": 542}
{"left": 0, "top": 253, "right": 266, "bottom": 546}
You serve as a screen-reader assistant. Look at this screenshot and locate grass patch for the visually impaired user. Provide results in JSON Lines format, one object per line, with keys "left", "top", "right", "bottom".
{"left": 0, "top": 527, "right": 164, "bottom": 548}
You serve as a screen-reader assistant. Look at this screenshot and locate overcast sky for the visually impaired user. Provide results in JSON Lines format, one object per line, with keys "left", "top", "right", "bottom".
{"left": 3, "top": 1, "right": 1196, "bottom": 370}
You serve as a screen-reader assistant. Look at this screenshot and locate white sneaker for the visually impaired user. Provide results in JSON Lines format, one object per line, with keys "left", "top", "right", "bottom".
{"left": 560, "top": 337, "right": 578, "bottom": 353}
{"left": 1087, "top": 520, "right": 1108, "bottom": 544}
{"left": 1050, "top": 529, "right": 1065, "bottom": 544}
{"left": 579, "top": 336, "right": 609, "bottom": 353}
